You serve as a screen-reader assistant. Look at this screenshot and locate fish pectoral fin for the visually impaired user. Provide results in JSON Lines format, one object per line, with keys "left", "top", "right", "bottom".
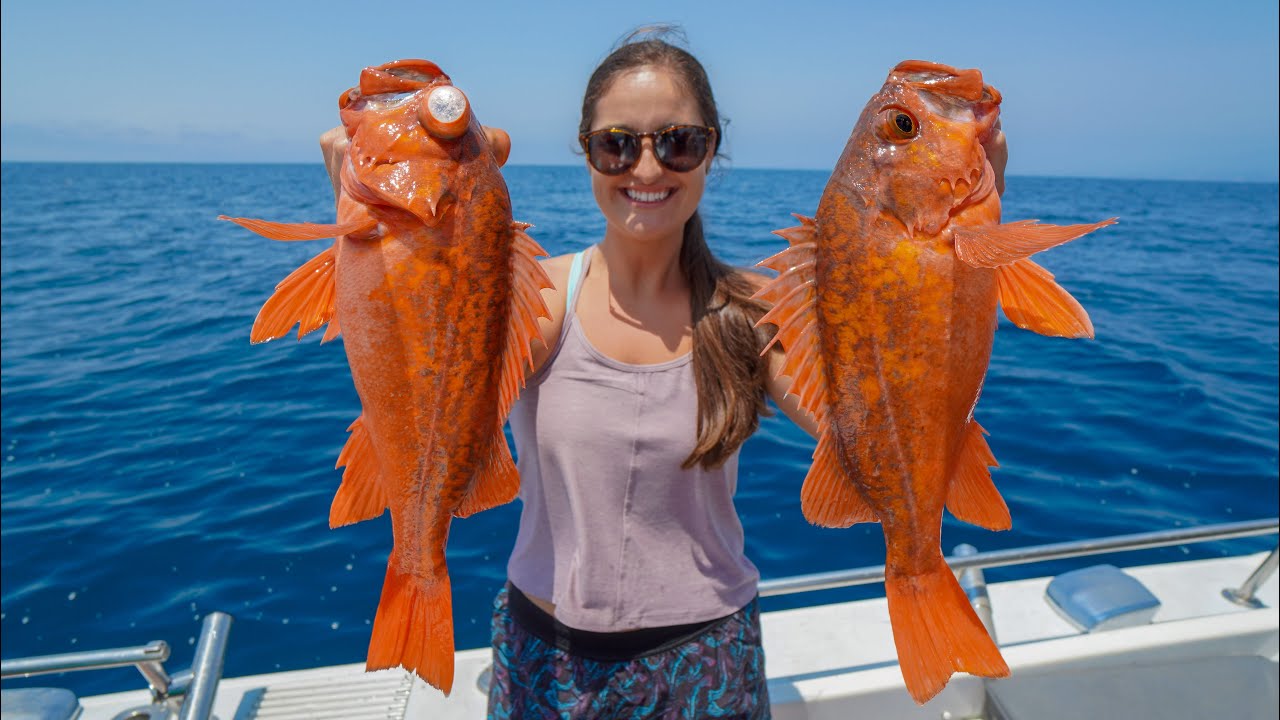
{"left": 945, "top": 420, "right": 1010, "bottom": 531}
{"left": 493, "top": 222, "right": 554, "bottom": 421}
{"left": 754, "top": 215, "right": 830, "bottom": 426}
{"left": 454, "top": 430, "right": 519, "bottom": 519}
{"left": 250, "top": 245, "right": 339, "bottom": 343}
{"left": 953, "top": 217, "right": 1117, "bottom": 268}
{"left": 886, "top": 554, "right": 1009, "bottom": 704}
{"left": 329, "top": 414, "right": 387, "bottom": 528}
{"left": 801, "top": 432, "right": 878, "bottom": 528}
{"left": 368, "top": 561, "right": 455, "bottom": 694}
{"left": 219, "top": 215, "right": 377, "bottom": 241}
{"left": 996, "top": 258, "right": 1094, "bottom": 339}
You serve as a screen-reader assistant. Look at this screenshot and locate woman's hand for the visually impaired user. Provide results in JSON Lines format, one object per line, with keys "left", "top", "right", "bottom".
{"left": 982, "top": 119, "right": 1008, "bottom": 197}
{"left": 320, "top": 126, "right": 348, "bottom": 203}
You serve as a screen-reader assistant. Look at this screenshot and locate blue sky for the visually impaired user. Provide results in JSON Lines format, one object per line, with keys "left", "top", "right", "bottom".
{"left": 2, "top": 0, "right": 1276, "bottom": 182}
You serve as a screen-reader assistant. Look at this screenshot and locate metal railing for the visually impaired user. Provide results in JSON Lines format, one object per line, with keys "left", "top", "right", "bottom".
{"left": 1, "top": 612, "right": 234, "bottom": 720}
{"left": 759, "top": 517, "right": 1279, "bottom": 599}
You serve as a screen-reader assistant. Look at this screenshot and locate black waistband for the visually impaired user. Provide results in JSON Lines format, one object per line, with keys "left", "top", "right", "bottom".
{"left": 505, "top": 582, "right": 742, "bottom": 662}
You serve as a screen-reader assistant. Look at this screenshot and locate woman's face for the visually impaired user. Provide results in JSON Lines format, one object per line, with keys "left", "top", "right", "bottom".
{"left": 586, "top": 65, "right": 712, "bottom": 246}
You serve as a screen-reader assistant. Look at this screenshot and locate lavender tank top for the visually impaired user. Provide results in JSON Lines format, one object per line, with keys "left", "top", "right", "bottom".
{"left": 507, "top": 247, "right": 759, "bottom": 632}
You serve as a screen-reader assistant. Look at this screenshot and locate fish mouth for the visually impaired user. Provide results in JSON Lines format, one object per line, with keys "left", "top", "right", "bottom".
{"left": 341, "top": 157, "right": 455, "bottom": 226}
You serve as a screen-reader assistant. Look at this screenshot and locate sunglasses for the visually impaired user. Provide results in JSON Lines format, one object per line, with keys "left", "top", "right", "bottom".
{"left": 579, "top": 125, "right": 716, "bottom": 176}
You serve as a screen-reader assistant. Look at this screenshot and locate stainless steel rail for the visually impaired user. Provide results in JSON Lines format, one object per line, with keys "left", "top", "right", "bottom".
{"left": 1223, "top": 546, "right": 1280, "bottom": 608}
{"left": 0, "top": 640, "right": 170, "bottom": 681}
{"left": 177, "top": 612, "right": 233, "bottom": 720}
{"left": 759, "top": 517, "right": 1279, "bottom": 598}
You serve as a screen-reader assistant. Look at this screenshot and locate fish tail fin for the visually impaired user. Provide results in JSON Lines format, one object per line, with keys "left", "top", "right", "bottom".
{"left": 367, "top": 559, "right": 455, "bottom": 695}
{"left": 945, "top": 420, "right": 1010, "bottom": 531}
{"left": 454, "top": 429, "right": 519, "bottom": 518}
{"left": 801, "top": 431, "right": 877, "bottom": 527}
{"left": 330, "top": 414, "right": 387, "bottom": 528}
{"left": 250, "top": 246, "right": 339, "bottom": 344}
{"left": 886, "top": 554, "right": 1009, "bottom": 704}
{"left": 996, "top": 258, "right": 1094, "bottom": 339}
{"left": 219, "top": 215, "right": 376, "bottom": 241}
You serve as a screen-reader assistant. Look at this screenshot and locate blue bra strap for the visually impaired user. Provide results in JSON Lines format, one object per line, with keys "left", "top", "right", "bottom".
{"left": 565, "top": 249, "right": 588, "bottom": 316}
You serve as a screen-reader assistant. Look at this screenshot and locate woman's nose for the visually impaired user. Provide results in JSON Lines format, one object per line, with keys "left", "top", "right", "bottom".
{"left": 631, "top": 137, "right": 664, "bottom": 181}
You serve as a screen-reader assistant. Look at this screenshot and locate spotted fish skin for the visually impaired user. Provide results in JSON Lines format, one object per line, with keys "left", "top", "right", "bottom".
{"left": 755, "top": 60, "right": 1115, "bottom": 704}
{"left": 221, "top": 59, "right": 551, "bottom": 695}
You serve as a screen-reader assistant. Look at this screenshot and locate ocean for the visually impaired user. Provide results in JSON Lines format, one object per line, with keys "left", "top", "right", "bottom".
{"left": 1, "top": 163, "right": 1276, "bottom": 697}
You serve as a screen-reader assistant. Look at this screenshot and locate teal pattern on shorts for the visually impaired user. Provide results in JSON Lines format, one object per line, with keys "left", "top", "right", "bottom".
{"left": 486, "top": 586, "right": 771, "bottom": 719}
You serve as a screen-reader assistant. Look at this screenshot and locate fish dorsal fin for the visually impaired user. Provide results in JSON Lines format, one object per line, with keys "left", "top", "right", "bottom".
{"left": 754, "top": 214, "right": 830, "bottom": 427}
{"left": 250, "top": 246, "right": 338, "bottom": 344}
{"left": 953, "top": 218, "right": 1117, "bottom": 268}
{"left": 452, "top": 222, "right": 553, "bottom": 519}
{"left": 219, "top": 215, "right": 377, "bottom": 241}
{"left": 997, "top": 258, "right": 1095, "bottom": 339}
{"left": 756, "top": 216, "right": 876, "bottom": 528}
{"left": 494, "top": 222, "right": 554, "bottom": 421}
{"left": 945, "top": 420, "right": 1010, "bottom": 531}
{"left": 330, "top": 414, "right": 387, "bottom": 528}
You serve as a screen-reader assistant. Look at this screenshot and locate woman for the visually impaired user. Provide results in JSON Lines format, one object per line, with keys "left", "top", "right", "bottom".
{"left": 322, "top": 29, "right": 1007, "bottom": 719}
{"left": 486, "top": 34, "right": 815, "bottom": 719}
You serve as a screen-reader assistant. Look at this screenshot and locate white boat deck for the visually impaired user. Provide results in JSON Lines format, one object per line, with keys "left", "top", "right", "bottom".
{"left": 70, "top": 550, "right": 1278, "bottom": 719}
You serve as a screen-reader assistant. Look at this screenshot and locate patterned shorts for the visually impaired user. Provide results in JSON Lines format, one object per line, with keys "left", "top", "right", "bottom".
{"left": 486, "top": 584, "right": 771, "bottom": 719}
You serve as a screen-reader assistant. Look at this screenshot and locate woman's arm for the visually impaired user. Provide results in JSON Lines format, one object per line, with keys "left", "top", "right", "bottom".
{"left": 984, "top": 119, "right": 1008, "bottom": 196}
{"left": 764, "top": 346, "right": 821, "bottom": 439}
{"left": 320, "top": 127, "right": 348, "bottom": 203}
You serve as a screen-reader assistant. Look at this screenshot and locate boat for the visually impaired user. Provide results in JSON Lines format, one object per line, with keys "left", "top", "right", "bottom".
{"left": 3, "top": 517, "right": 1276, "bottom": 720}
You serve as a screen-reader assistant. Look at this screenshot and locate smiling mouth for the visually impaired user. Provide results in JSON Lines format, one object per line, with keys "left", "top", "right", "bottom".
{"left": 624, "top": 188, "right": 673, "bottom": 203}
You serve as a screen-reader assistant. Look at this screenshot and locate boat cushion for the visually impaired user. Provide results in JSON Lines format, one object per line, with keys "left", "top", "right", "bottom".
{"left": 0, "top": 687, "right": 82, "bottom": 720}
{"left": 1044, "top": 563, "right": 1160, "bottom": 632}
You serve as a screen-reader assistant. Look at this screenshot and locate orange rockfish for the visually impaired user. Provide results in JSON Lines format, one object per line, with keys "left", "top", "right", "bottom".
{"left": 754, "top": 60, "right": 1115, "bottom": 704}
{"left": 220, "top": 59, "right": 551, "bottom": 694}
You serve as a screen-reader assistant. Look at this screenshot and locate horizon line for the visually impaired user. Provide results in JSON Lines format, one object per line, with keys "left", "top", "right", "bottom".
{"left": 1, "top": 159, "right": 1276, "bottom": 186}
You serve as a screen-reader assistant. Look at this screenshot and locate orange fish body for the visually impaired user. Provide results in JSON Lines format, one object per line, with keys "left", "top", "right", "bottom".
{"left": 221, "top": 60, "right": 550, "bottom": 694}
{"left": 756, "top": 61, "right": 1115, "bottom": 703}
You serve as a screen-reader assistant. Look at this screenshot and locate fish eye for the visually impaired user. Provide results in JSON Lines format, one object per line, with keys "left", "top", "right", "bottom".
{"left": 881, "top": 107, "right": 920, "bottom": 142}
{"left": 419, "top": 85, "right": 471, "bottom": 139}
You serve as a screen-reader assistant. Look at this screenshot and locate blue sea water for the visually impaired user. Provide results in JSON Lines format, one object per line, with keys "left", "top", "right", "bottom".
{"left": 1, "top": 162, "right": 1277, "bottom": 697}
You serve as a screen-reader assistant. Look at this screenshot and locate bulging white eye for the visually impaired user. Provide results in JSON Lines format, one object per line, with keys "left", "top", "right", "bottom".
{"left": 427, "top": 86, "right": 467, "bottom": 124}
{"left": 419, "top": 85, "right": 470, "bottom": 139}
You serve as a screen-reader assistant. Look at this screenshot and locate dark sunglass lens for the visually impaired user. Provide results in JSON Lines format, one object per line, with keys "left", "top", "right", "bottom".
{"left": 656, "top": 127, "right": 709, "bottom": 172}
{"left": 588, "top": 131, "right": 637, "bottom": 175}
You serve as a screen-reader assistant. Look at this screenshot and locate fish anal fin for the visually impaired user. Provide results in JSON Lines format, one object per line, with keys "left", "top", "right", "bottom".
{"left": 886, "top": 555, "right": 1009, "bottom": 704}
{"left": 494, "top": 223, "right": 554, "bottom": 421}
{"left": 945, "top": 420, "right": 1010, "bottom": 531}
{"left": 250, "top": 246, "right": 339, "bottom": 344}
{"left": 367, "top": 561, "right": 454, "bottom": 694}
{"left": 953, "top": 217, "right": 1116, "bottom": 268}
{"left": 330, "top": 414, "right": 386, "bottom": 528}
{"left": 801, "top": 432, "right": 877, "bottom": 528}
{"left": 454, "top": 430, "right": 519, "bottom": 519}
{"left": 219, "top": 215, "right": 377, "bottom": 241}
{"left": 997, "top": 258, "right": 1094, "bottom": 339}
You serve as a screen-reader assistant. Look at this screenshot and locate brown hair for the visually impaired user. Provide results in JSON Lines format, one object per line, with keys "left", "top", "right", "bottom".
{"left": 580, "top": 28, "right": 774, "bottom": 470}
